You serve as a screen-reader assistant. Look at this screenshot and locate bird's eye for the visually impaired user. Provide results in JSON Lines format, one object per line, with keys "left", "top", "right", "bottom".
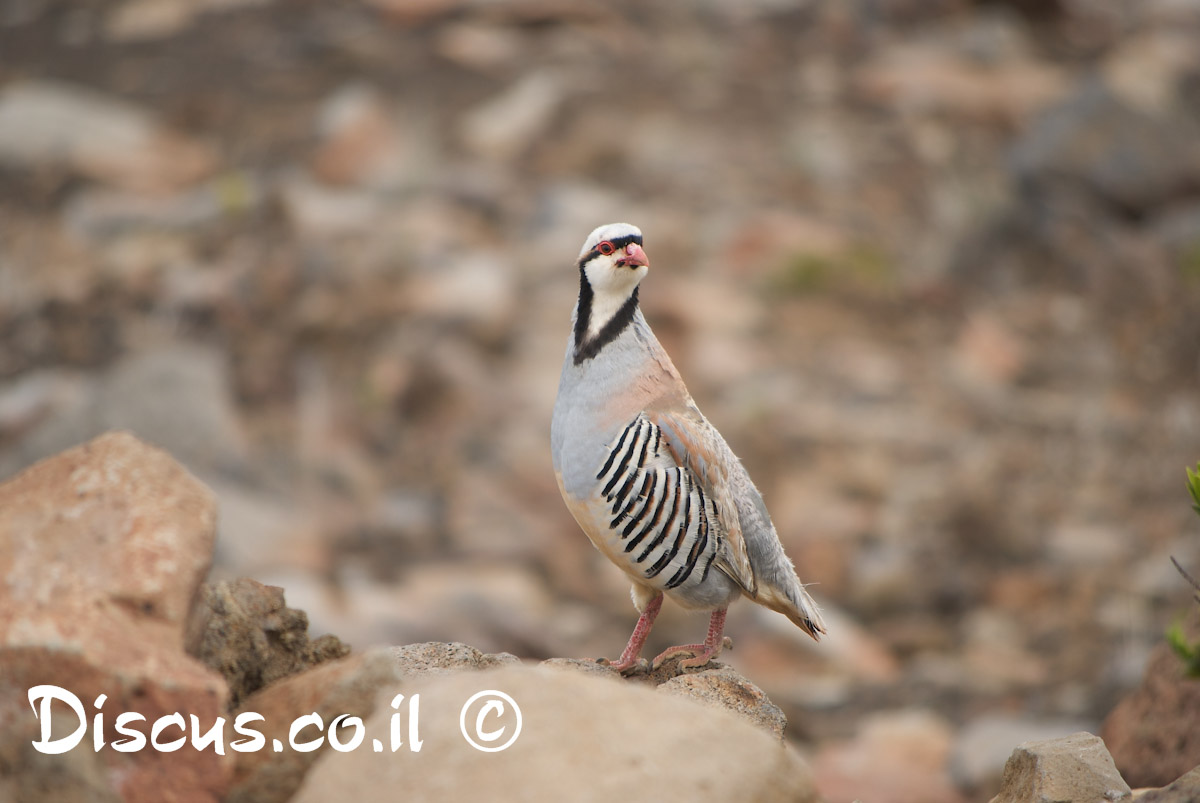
{"left": 597, "top": 241, "right": 615, "bottom": 256}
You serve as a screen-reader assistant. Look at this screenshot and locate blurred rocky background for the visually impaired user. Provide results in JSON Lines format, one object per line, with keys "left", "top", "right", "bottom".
{"left": 1, "top": 0, "right": 1200, "bottom": 800}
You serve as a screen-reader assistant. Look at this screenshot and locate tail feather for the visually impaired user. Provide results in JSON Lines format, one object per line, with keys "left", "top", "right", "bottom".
{"left": 752, "top": 581, "right": 826, "bottom": 641}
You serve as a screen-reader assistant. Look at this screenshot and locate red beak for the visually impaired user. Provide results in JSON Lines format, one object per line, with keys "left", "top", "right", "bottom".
{"left": 617, "top": 243, "right": 649, "bottom": 268}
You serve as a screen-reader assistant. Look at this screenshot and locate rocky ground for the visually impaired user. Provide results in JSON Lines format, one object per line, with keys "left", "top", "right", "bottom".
{"left": 2, "top": 0, "right": 1200, "bottom": 801}
{"left": 1, "top": 433, "right": 1198, "bottom": 802}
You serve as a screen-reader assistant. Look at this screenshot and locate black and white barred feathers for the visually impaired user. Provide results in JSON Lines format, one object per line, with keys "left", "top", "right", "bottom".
{"left": 595, "top": 414, "right": 722, "bottom": 591}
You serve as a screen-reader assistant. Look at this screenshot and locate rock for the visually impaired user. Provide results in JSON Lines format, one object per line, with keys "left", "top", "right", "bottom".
{"left": 362, "top": 0, "right": 467, "bottom": 26}
{"left": 0, "top": 80, "right": 217, "bottom": 192}
{"left": 63, "top": 174, "right": 264, "bottom": 239}
{"left": 953, "top": 312, "right": 1028, "bottom": 390}
{"left": 1102, "top": 644, "right": 1200, "bottom": 787}
{"left": 656, "top": 665, "right": 789, "bottom": 740}
{"left": 1101, "top": 30, "right": 1200, "bottom": 115}
{"left": 1, "top": 343, "right": 248, "bottom": 480}
{"left": 435, "top": 22, "right": 522, "bottom": 71}
{"left": 186, "top": 578, "right": 350, "bottom": 708}
{"left": 989, "top": 732, "right": 1131, "bottom": 803}
{"left": 206, "top": 480, "right": 322, "bottom": 576}
{"left": 460, "top": 70, "right": 566, "bottom": 162}
{"left": 227, "top": 644, "right": 521, "bottom": 803}
{"left": 714, "top": 211, "right": 854, "bottom": 280}
{"left": 310, "top": 84, "right": 413, "bottom": 189}
{"left": 389, "top": 642, "right": 521, "bottom": 676}
{"left": 854, "top": 44, "right": 1068, "bottom": 124}
{"left": 401, "top": 253, "right": 519, "bottom": 342}
{"left": 813, "top": 709, "right": 962, "bottom": 803}
{"left": 757, "top": 603, "right": 901, "bottom": 684}
{"left": 539, "top": 657, "right": 622, "bottom": 680}
{"left": 0, "top": 370, "right": 86, "bottom": 441}
{"left": 278, "top": 170, "right": 383, "bottom": 237}
{"left": 105, "top": 0, "right": 199, "bottom": 41}
{"left": 1137, "top": 765, "right": 1200, "bottom": 803}
{"left": 104, "top": 0, "right": 275, "bottom": 42}
{"left": 226, "top": 649, "right": 404, "bottom": 803}
{"left": 0, "top": 432, "right": 231, "bottom": 802}
{"left": 99, "top": 345, "right": 248, "bottom": 470}
{"left": 950, "top": 714, "right": 1097, "bottom": 792}
{"left": 292, "top": 664, "right": 818, "bottom": 803}
{"left": 1009, "top": 79, "right": 1200, "bottom": 214}
{"left": 1047, "top": 522, "right": 1130, "bottom": 567}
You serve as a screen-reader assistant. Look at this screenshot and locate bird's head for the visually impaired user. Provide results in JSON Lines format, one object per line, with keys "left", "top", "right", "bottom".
{"left": 577, "top": 222, "right": 649, "bottom": 301}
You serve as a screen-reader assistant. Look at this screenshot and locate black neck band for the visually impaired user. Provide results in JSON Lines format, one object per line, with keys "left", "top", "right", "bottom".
{"left": 573, "top": 271, "right": 639, "bottom": 365}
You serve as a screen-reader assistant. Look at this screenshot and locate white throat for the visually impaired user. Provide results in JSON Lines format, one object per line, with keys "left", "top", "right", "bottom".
{"left": 586, "top": 290, "right": 633, "bottom": 340}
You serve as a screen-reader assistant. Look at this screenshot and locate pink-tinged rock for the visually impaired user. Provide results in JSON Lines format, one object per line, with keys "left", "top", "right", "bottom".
{"left": 1136, "top": 765, "right": 1200, "bottom": 803}
{"left": 0, "top": 80, "right": 218, "bottom": 192}
{"left": 0, "top": 432, "right": 232, "bottom": 802}
{"left": 953, "top": 313, "right": 1028, "bottom": 389}
{"left": 715, "top": 211, "right": 854, "bottom": 280}
{"left": 310, "top": 84, "right": 410, "bottom": 189}
{"left": 1103, "top": 644, "right": 1200, "bottom": 787}
{"left": 853, "top": 46, "right": 1068, "bottom": 125}
{"left": 814, "top": 709, "right": 963, "bottom": 803}
{"left": 361, "top": 0, "right": 467, "bottom": 26}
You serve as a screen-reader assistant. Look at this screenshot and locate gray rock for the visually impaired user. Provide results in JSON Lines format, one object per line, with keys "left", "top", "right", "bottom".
{"left": 990, "top": 732, "right": 1132, "bottom": 803}
{"left": 460, "top": 70, "right": 566, "bottom": 162}
{"left": 63, "top": 175, "right": 264, "bottom": 239}
{"left": 3, "top": 343, "right": 247, "bottom": 480}
{"left": 951, "top": 714, "right": 1096, "bottom": 791}
{"left": 1010, "top": 79, "right": 1200, "bottom": 213}
{"left": 390, "top": 641, "right": 522, "bottom": 676}
{"left": 0, "top": 79, "right": 216, "bottom": 191}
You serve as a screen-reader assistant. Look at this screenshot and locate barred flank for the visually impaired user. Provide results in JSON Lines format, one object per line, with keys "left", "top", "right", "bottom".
{"left": 597, "top": 415, "right": 721, "bottom": 592}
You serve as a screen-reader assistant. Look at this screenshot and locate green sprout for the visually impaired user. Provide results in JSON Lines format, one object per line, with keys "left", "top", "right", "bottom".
{"left": 1168, "top": 464, "right": 1200, "bottom": 677}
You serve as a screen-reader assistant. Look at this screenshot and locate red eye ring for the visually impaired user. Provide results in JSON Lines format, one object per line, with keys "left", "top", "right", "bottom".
{"left": 597, "top": 241, "right": 615, "bottom": 256}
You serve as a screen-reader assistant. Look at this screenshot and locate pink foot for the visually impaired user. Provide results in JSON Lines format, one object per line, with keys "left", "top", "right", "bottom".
{"left": 652, "top": 608, "right": 728, "bottom": 671}
{"left": 599, "top": 592, "right": 663, "bottom": 674}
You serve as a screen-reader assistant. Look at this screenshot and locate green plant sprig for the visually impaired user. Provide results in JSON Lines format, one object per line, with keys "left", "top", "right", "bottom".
{"left": 1168, "top": 464, "right": 1200, "bottom": 677}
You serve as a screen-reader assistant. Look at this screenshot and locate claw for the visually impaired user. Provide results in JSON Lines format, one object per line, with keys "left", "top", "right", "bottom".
{"left": 598, "top": 656, "right": 649, "bottom": 675}
{"left": 651, "top": 645, "right": 714, "bottom": 671}
{"left": 651, "top": 608, "right": 729, "bottom": 672}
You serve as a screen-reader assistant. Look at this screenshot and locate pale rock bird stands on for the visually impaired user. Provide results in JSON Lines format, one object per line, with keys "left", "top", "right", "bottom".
{"left": 551, "top": 223, "right": 826, "bottom": 672}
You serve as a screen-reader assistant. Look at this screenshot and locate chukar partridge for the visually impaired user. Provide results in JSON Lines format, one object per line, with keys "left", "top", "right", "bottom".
{"left": 551, "top": 222, "right": 826, "bottom": 672}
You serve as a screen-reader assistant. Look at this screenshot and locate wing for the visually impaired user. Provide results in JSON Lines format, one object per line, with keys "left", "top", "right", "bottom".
{"left": 645, "top": 405, "right": 758, "bottom": 596}
{"left": 592, "top": 412, "right": 724, "bottom": 592}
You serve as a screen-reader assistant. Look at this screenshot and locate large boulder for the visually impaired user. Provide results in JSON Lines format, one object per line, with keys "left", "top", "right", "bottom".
{"left": 226, "top": 643, "right": 519, "bottom": 803}
{"left": 292, "top": 663, "right": 817, "bottom": 802}
{"left": 0, "top": 432, "right": 231, "bottom": 802}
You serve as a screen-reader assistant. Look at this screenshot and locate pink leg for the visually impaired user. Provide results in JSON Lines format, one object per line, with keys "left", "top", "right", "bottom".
{"left": 652, "top": 608, "right": 728, "bottom": 670}
{"left": 603, "top": 592, "right": 663, "bottom": 673}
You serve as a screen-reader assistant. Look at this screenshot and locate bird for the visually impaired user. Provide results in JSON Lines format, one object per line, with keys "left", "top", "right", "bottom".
{"left": 551, "top": 222, "right": 826, "bottom": 673}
